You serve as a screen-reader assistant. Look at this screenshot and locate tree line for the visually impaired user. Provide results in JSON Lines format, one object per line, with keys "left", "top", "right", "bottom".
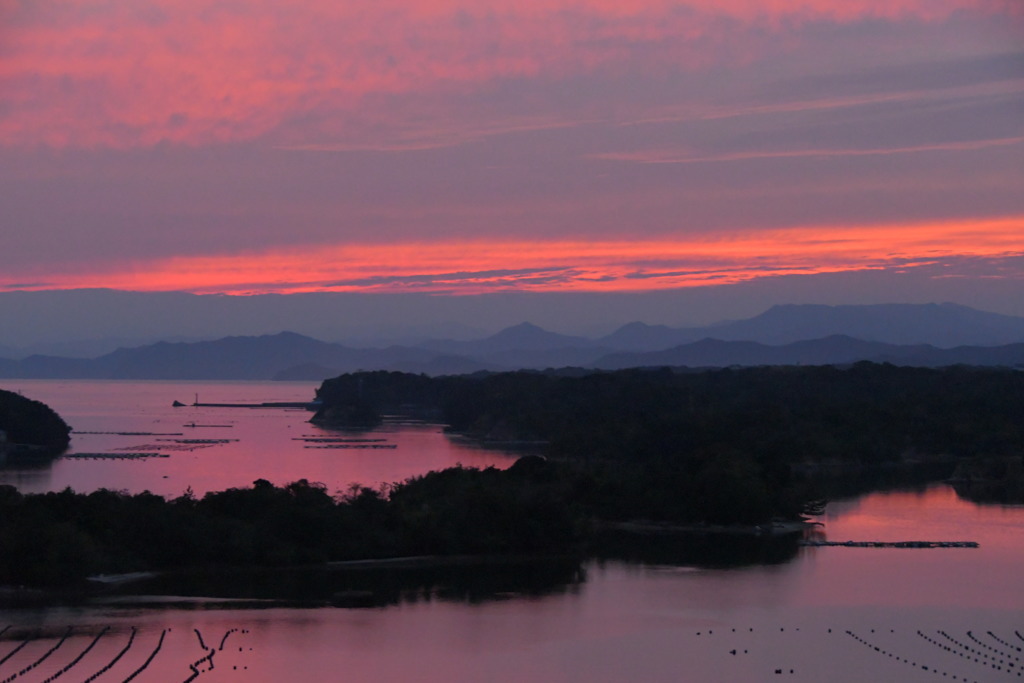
{"left": 0, "top": 459, "right": 587, "bottom": 586}
{"left": 314, "top": 364, "right": 1024, "bottom": 518}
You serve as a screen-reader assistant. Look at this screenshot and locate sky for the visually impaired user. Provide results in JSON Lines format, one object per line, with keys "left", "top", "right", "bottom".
{"left": 1, "top": 0, "right": 1022, "bottom": 336}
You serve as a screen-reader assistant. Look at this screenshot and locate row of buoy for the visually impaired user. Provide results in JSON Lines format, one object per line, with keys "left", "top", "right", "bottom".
{"left": 3, "top": 620, "right": 1021, "bottom": 680}
{"left": 295, "top": 437, "right": 387, "bottom": 443}
{"left": 1, "top": 627, "right": 71, "bottom": 683}
{"left": 676, "top": 623, "right": 1022, "bottom": 680}
{"left": 938, "top": 630, "right": 1007, "bottom": 667}
{"left": 38, "top": 627, "right": 108, "bottom": 683}
{"left": 126, "top": 443, "right": 205, "bottom": 452}
{"left": 219, "top": 628, "right": 246, "bottom": 651}
{"left": 72, "top": 431, "right": 183, "bottom": 436}
{"left": 0, "top": 635, "right": 31, "bottom": 668}
{"left": 941, "top": 629, "right": 1021, "bottom": 676}
{"left": 201, "top": 647, "right": 216, "bottom": 671}
{"left": 82, "top": 628, "right": 136, "bottom": 683}
{"left": 183, "top": 626, "right": 252, "bottom": 680}
{"left": 0, "top": 625, "right": 255, "bottom": 682}
{"left": 305, "top": 443, "right": 397, "bottom": 449}
{"left": 158, "top": 438, "right": 237, "bottom": 444}
{"left": 62, "top": 452, "right": 168, "bottom": 460}
{"left": 921, "top": 629, "right": 993, "bottom": 671}
{"left": 122, "top": 628, "right": 167, "bottom": 682}
{"left": 918, "top": 629, "right": 1021, "bottom": 677}
{"left": 185, "top": 627, "right": 220, "bottom": 681}
{"left": 801, "top": 540, "right": 979, "bottom": 548}
{"left": 183, "top": 654, "right": 210, "bottom": 682}
{"left": 988, "top": 631, "right": 1024, "bottom": 654}
{"left": 966, "top": 630, "right": 1021, "bottom": 662}
{"left": 848, "top": 629, "right": 980, "bottom": 683}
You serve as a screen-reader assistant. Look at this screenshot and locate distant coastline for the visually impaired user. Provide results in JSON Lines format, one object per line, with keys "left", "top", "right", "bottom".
{"left": 2, "top": 303, "right": 1023, "bottom": 380}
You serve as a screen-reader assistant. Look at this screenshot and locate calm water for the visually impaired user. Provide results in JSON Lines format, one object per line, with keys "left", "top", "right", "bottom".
{"left": 0, "top": 380, "right": 522, "bottom": 497}
{"left": 1, "top": 381, "right": 1022, "bottom": 682}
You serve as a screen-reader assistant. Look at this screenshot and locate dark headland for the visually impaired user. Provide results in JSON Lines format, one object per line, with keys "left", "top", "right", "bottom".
{"left": 0, "top": 388, "right": 71, "bottom": 459}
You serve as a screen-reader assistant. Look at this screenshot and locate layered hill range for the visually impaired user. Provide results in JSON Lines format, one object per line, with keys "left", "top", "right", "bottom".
{"left": 2, "top": 303, "right": 1024, "bottom": 380}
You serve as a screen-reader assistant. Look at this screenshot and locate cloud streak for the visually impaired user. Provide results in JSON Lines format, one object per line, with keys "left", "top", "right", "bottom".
{"left": 2, "top": 216, "right": 1019, "bottom": 295}
{"left": 1, "top": 0, "right": 1010, "bottom": 148}
{"left": 591, "top": 135, "right": 1024, "bottom": 165}
{"left": 1, "top": 0, "right": 1020, "bottom": 320}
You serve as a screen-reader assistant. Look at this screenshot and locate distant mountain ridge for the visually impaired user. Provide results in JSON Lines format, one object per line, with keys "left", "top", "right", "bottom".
{"left": 592, "top": 335, "right": 1024, "bottom": 370}
{"left": 0, "top": 333, "right": 460, "bottom": 380}
{"left": 1, "top": 303, "right": 1023, "bottom": 380}
{"left": 596, "top": 303, "right": 1024, "bottom": 350}
{"left": 419, "top": 322, "right": 595, "bottom": 354}
{"left": 701, "top": 303, "right": 1024, "bottom": 347}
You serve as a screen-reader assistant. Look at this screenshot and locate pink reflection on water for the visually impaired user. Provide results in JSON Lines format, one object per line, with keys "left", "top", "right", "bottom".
{"left": 0, "top": 380, "right": 521, "bottom": 497}
{"left": 794, "top": 486, "right": 1024, "bottom": 610}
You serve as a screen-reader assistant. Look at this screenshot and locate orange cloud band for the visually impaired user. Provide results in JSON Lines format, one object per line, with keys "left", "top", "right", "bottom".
{"left": 4, "top": 216, "right": 1021, "bottom": 295}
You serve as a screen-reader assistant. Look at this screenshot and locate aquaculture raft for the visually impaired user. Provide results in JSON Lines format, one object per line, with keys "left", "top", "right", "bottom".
{"left": 800, "top": 540, "right": 978, "bottom": 548}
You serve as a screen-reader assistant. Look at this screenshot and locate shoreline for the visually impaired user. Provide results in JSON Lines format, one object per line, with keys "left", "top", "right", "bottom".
{"left": 599, "top": 519, "right": 813, "bottom": 537}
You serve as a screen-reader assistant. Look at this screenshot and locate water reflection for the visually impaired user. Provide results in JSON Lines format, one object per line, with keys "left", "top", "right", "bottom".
{"left": 1, "top": 486, "right": 1022, "bottom": 683}
{"left": 97, "top": 557, "right": 587, "bottom": 609}
{"left": 0, "top": 381, "right": 522, "bottom": 497}
{"left": 70, "top": 533, "right": 805, "bottom": 609}
{"left": 594, "top": 531, "right": 800, "bottom": 568}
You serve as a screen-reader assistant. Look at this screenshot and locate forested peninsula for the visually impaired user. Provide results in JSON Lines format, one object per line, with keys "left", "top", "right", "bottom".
{"left": 0, "top": 388, "right": 71, "bottom": 458}
{"left": 314, "top": 364, "right": 1024, "bottom": 512}
{"left": 3, "top": 363, "right": 1023, "bottom": 590}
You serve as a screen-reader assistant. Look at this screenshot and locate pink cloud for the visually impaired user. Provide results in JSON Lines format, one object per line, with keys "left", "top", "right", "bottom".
{"left": 0, "top": 0, "right": 1007, "bottom": 148}
{"left": 3, "top": 215, "right": 1020, "bottom": 294}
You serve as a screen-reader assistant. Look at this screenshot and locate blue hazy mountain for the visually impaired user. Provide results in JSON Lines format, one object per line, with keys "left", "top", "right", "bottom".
{"left": 2, "top": 304, "right": 1024, "bottom": 380}
{"left": 0, "top": 332, "right": 488, "bottom": 380}
{"left": 415, "top": 322, "right": 609, "bottom": 369}
{"left": 598, "top": 321, "right": 687, "bottom": 351}
{"left": 705, "top": 303, "right": 1024, "bottom": 346}
{"left": 593, "top": 336, "right": 1024, "bottom": 370}
{"left": 418, "top": 322, "right": 595, "bottom": 354}
{"left": 600, "top": 303, "right": 1024, "bottom": 350}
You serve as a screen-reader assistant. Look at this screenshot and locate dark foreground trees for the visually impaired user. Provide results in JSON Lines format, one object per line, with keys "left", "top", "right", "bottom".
{"left": 0, "top": 460, "right": 591, "bottom": 586}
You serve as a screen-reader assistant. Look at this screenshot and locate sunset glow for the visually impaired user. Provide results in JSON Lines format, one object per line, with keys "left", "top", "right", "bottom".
{"left": 1, "top": 0, "right": 1021, "bottom": 321}
{"left": 5, "top": 217, "right": 1020, "bottom": 296}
